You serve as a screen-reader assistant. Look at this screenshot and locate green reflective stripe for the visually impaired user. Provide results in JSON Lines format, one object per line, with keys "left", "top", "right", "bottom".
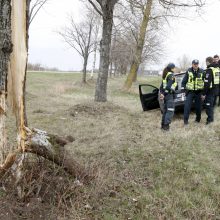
{"left": 162, "top": 72, "right": 172, "bottom": 89}
{"left": 171, "top": 82, "right": 177, "bottom": 90}
{"left": 209, "top": 67, "right": 220, "bottom": 87}
{"left": 186, "top": 71, "right": 204, "bottom": 90}
{"left": 162, "top": 72, "right": 177, "bottom": 92}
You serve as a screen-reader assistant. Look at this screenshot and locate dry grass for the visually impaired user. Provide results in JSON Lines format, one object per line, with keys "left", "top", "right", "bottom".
{"left": 2, "top": 71, "right": 220, "bottom": 219}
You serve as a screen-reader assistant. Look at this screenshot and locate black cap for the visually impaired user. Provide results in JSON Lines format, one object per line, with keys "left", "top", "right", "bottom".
{"left": 167, "top": 63, "right": 175, "bottom": 69}
{"left": 192, "top": 59, "right": 199, "bottom": 64}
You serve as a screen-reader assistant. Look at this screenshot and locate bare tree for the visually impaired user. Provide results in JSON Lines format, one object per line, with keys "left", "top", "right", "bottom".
{"left": 110, "top": 34, "right": 133, "bottom": 76}
{"left": 23, "top": 0, "right": 49, "bottom": 127}
{"left": 177, "top": 54, "right": 192, "bottom": 72}
{"left": 123, "top": 0, "right": 206, "bottom": 90}
{"left": 28, "top": 0, "right": 49, "bottom": 28}
{"left": 58, "top": 11, "right": 98, "bottom": 83}
{"left": 91, "top": 23, "right": 100, "bottom": 79}
{"left": 88, "top": 0, "right": 119, "bottom": 102}
{"left": 108, "top": 1, "right": 165, "bottom": 79}
{"left": 124, "top": 0, "right": 154, "bottom": 89}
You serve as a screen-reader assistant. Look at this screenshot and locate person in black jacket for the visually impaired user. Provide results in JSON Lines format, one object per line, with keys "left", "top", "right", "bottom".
{"left": 213, "top": 55, "right": 220, "bottom": 106}
{"left": 219, "top": 59, "right": 220, "bottom": 106}
{"left": 159, "top": 63, "right": 177, "bottom": 131}
{"left": 201, "top": 57, "right": 219, "bottom": 124}
{"left": 181, "top": 59, "right": 204, "bottom": 125}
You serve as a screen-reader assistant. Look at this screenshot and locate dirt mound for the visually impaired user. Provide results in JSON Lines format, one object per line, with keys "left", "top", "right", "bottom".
{"left": 0, "top": 160, "right": 75, "bottom": 220}
{"left": 68, "top": 102, "right": 128, "bottom": 117}
{"left": 0, "top": 198, "right": 56, "bottom": 220}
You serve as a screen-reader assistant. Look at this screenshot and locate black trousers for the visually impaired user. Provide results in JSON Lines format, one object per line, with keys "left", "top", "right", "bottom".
{"left": 161, "top": 94, "right": 175, "bottom": 126}
{"left": 205, "top": 94, "right": 215, "bottom": 123}
{"left": 184, "top": 91, "right": 202, "bottom": 123}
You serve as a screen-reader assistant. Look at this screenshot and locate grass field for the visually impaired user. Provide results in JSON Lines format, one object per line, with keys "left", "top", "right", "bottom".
{"left": 4, "top": 71, "right": 220, "bottom": 219}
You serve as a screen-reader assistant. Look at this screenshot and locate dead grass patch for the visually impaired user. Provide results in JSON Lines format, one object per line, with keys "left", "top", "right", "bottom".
{"left": 3, "top": 72, "right": 220, "bottom": 219}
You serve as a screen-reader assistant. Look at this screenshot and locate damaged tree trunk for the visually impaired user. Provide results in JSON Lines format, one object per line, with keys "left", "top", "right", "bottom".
{"left": 26, "top": 129, "right": 90, "bottom": 180}
{"left": 0, "top": 0, "right": 91, "bottom": 182}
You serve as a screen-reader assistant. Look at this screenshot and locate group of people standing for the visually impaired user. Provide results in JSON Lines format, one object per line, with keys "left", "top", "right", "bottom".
{"left": 160, "top": 55, "right": 220, "bottom": 131}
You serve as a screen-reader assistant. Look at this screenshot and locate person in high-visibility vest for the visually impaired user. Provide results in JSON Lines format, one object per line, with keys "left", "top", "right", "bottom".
{"left": 181, "top": 59, "right": 204, "bottom": 125}
{"left": 201, "top": 57, "right": 220, "bottom": 124}
{"left": 159, "top": 63, "right": 177, "bottom": 131}
{"left": 213, "top": 54, "right": 220, "bottom": 106}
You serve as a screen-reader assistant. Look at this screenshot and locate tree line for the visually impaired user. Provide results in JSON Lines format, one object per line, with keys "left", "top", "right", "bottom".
{"left": 57, "top": 0, "right": 205, "bottom": 102}
{"left": 0, "top": 0, "right": 207, "bottom": 186}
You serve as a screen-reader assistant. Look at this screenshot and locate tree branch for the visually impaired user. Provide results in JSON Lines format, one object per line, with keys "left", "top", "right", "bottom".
{"left": 88, "top": 0, "right": 103, "bottom": 16}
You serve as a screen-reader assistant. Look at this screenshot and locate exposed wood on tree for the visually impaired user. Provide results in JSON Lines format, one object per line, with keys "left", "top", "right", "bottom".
{"left": 26, "top": 129, "right": 90, "bottom": 181}
{"left": 0, "top": 129, "right": 91, "bottom": 182}
{"left": 0, "top": 0, "right": 91, "bottom": 182}
{"left": 7, "top": 0, "right": 28, "bottom": 152}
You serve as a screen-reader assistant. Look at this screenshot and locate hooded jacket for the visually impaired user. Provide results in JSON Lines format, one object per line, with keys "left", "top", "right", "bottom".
{"left": 202, "top": 62, "right": 219, "bottom": 95}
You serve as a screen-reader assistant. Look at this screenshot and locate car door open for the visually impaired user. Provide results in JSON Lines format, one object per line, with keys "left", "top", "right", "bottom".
{"left": 139, "top": 84, "right": 160, "bottom": 111}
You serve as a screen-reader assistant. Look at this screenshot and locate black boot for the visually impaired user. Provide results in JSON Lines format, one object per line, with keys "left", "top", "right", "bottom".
{"left": 184, "top": 120, "right": 188, "bottom": 125}
{"left": 161, "top": 124, "right": 169, "bottom": 131}
{"left": 195, "top": 117, "right": 200, "bottom": 123}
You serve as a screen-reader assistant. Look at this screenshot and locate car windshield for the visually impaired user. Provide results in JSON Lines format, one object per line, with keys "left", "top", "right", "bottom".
{"left": 175, "top": 74, "right": 185, "bottom": 90}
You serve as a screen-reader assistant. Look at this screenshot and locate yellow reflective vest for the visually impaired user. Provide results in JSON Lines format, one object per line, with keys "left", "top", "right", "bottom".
{"left": 162, "top": 72, "right": 177, "bottom": 93}
{"left": 209, "top": 67, "right": 220, "bottom": 88}
{"left": 186, "top": 71, "right": 204, "bottom": 90}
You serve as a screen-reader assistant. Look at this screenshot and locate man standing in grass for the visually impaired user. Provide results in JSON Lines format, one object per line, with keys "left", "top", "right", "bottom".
{"left": 201, "top": 57, "right": 219, "bottom": 124}
{"left": 181, "top": 59, "right": 204, "bottom": 125}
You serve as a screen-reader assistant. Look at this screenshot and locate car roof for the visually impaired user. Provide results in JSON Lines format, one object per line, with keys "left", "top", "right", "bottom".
{"left": 174, "top": 72, "right": 185, "bottom": 76}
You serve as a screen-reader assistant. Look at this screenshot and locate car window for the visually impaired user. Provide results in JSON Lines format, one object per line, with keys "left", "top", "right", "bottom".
{"left": 175, "top": 74, "right": 185, "bottom": 90}
{"left": 140, "top": 85, "right": 158, "bottom": 94}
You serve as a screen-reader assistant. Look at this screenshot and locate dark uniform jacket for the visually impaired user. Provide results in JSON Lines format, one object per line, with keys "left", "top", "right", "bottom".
{"left": 181, "top": 67, "right": 204, "bottom": 93}
{"left": 202, "top": 63, "right": 219, "bottom": 96}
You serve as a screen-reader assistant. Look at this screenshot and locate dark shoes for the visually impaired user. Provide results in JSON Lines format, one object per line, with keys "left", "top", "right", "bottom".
{"left": 184, "top": 118, "right": 200, "bottom": 125}
{"left": 206, "top": 121, "right": 213, "bottom": 125}
{"left": 161, "top": 124, "right": 170, "bottom": 131}
{"left": 195, "top": 118, "right": 200, "bottom": 123}
{"left": 184, "top": 121, "right": 188, "bottom": 125}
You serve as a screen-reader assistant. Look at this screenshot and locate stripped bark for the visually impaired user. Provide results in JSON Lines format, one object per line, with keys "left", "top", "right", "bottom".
{"left": 26, "top": 129, "right": 90, "bottom": 181}
{"left": 0, "top": 129, "right": 91, "bottom": 182}
{"left": 0, "top": 0, "right": 92, "bottom": 182}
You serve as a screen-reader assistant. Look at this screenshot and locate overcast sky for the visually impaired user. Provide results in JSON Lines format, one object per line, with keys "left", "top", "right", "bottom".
{"left": 28, "top": 0, "right": 220, "bottom": 71}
